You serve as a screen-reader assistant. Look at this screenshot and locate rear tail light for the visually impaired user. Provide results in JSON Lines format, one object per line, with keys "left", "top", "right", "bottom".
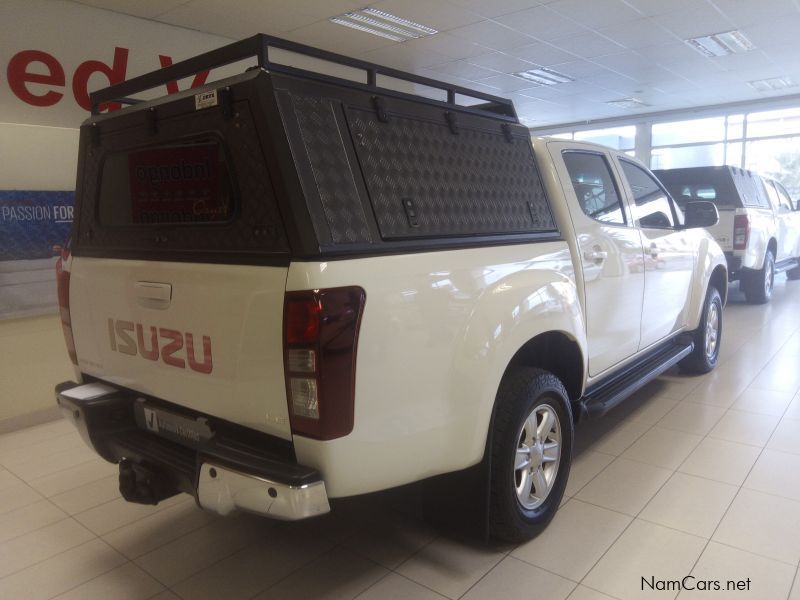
{"left": 55, "top": 245, "right": 78, "bottom": 365}
{"left": 733, "top": 214, "right": 750, "bottom": 250}
{"left": 283, "top": 287, "right": 366, "bottom": 440}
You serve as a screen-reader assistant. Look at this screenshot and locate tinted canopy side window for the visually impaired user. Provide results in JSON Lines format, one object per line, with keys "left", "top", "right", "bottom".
{"left": 620, "top": 160, "right": 677, "bottom": 229}
{"left": 561, "top": 151, "right": 626, "bottom": 225}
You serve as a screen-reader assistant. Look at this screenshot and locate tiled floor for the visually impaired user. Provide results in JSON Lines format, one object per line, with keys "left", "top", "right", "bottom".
{"left": 2, "top": 277, "right": 800, "bottom": 600}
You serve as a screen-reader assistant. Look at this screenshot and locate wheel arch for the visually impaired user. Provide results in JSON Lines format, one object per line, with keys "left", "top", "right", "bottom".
{"left": 709, "top": 264, "right": 728, "bottom": 306}
{"left": 767, "top": 237, "right": 778, "bottom": 261}
{"left": 504, "top": 331, "right": 585, "bottom": 404}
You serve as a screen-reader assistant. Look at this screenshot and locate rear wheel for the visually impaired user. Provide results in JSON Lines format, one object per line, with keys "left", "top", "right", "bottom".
{"left": 489, "top": 368, "right": 572, "bottom": 543}
{"left": 743, "top": 250, "right": 775, "bottom": 304}
{"left": 680, "top": 286, "right": 722, "bottom": 374}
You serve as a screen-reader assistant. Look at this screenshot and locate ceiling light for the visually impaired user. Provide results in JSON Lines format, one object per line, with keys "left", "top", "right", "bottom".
{"left": 513, "top": 68, "right": 574, "bottom": 86}
{"left": 330, "top": 9, "right": 438, "bottom": 42}
{"left": 686, "top": 30, "right": 754, "bottom": 57}
{"left": 607, "top": 98, "right": 651, "bottom": 109}
{"left": 748, "top": 77, "right": 797, "bottom": 92}
{"left": 360, "top": 8, "right": 438, "bottom": 35}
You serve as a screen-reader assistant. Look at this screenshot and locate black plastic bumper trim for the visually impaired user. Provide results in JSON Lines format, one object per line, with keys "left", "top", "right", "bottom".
{"left": 55, "top": 381, "right": 321, "bottom": 497}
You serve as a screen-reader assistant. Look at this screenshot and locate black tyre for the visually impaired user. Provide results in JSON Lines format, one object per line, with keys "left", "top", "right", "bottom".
{"left": 680, "top": 286, "right": 722, "bottom": 374}
{"left": 489, "top": 368, "right": 573, "bottom": 543}
{"left": 743, "top": 250, "right": 775, "bottom": 304}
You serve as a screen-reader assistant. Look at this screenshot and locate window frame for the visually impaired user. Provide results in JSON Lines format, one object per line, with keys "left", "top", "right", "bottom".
{"left": 561, "top": 149, "right": 630, "bottom": 227}
{"left": 618, "top": 157, "right": 681, "bottom": 230}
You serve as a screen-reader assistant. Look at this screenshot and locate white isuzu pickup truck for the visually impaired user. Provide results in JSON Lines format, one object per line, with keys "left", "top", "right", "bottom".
{"left": 655, "top": 165, "right": 800, "bottom": 304}
{"left": 55, "top": 35, "right": 727, "bottom": 542}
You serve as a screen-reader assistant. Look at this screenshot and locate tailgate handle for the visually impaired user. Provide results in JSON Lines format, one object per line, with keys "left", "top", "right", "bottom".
{"left": 135, "top": 281, "right": 172, "bottom": 310}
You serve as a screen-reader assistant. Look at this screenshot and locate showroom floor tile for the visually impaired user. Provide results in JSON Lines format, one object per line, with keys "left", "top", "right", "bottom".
{"left": 2, "top": 277, "right": 800, "bottom": 599}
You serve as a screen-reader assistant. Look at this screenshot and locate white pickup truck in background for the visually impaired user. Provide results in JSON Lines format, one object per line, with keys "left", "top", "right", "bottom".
{"left": 655, "top": 165, "right": 800, "bottom": 303}
{"left": 54, "top": 35, "right": 727, "bottom": 542}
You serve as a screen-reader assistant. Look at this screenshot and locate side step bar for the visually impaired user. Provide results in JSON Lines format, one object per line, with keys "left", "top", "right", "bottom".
{"left": 775, "top": 257, "right": 800, "bottom": 273}
{"left": 579, "top": 340, "right": 694, "bottom": 420}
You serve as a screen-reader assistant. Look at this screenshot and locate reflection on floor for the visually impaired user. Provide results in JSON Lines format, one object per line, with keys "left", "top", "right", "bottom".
{"left": 1, "top": 277, "right": 800, "bottom": 600}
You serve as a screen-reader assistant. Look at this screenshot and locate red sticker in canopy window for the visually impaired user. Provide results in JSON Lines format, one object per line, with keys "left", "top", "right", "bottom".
{"left": 128, "top": 144, "right": 230, "bottom": 224}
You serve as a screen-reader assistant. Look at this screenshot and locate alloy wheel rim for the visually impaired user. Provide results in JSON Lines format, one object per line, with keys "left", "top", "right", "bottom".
{"left": 514, "top": 403, "right": 561, "bottom": 510}
{"left": 705, "top": 301, "right": 719, "bottom": 359}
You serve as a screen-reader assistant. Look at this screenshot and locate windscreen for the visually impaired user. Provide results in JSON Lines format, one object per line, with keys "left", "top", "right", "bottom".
{"left": 99, "top": 139, "right": 234, "bottom": 226}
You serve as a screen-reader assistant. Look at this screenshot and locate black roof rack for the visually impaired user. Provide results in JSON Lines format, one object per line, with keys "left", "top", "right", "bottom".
{"left": 90, "top": 33, "right": 518, "bottom": 121}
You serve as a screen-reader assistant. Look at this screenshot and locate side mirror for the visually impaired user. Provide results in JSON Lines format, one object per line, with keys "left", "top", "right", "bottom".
{"left": 684, "top": 201, "right": 719, "bottom": 228}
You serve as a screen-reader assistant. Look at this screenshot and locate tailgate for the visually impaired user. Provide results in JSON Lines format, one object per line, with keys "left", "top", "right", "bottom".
{"left": 709, "top": 208, "right": 735, "bottom": 252}
{"left": 69, "top": 258, "right": 292, "bottom": 439}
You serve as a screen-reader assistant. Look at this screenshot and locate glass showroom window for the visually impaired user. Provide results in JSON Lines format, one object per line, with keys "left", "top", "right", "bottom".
{"left": 650, "top": 115, "right": 743, "bottom": 170}
{"left": 574, "top": 126, "right": 635, "bottom": 151}
{"left": 652, "top": 117, "right": 725, "bottom": 146}
{"left": 746, "top": 107, "right": 800, "bottom": 138}
{"left": 745, "top": 135, "right": 800, "bottom": 199}
{"left": 651, "top": 143, "right": 726, "bottom": 170}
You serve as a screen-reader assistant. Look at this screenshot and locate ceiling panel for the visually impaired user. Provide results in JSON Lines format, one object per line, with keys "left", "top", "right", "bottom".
{"left": 494, "top": 5, "right": 589, "bottom": 41}
{"left": 69, "top": 0, "right": 800, "bottom": 127}
{"left": 408, "top": 32, "right": 488, "bottom": 60}
{"left": 622, "top": 0, "right": 707, "bottom": 18}
{"left": 710, "top": 0, "right": 799, "bottom": 27}
{"left": 598, "top": 19, "right": 678, "bottom": 50}
{"left": 157, "top": 0, "right": 319, "bottom": 38}
{"left": 549, "top": 0, "right": 641, "bottom": 28}
{"left": 548, "top": 30, "right": 626, "bottom": 59}
{"left": 447, "top": 0, "right": 550, "bottom": 18}
{"left": 507, "top": 42, "right": 579, "bottom": 66}
{"left": 73, "top": 0, "right": 187, "bottom": 18}
{"left": 361, "top": 43, "right": 451, "bottom": 71}
{"left": 446, "top": 19, "right": 537, "bottom": 50}
{"left": 466, "top": 51, "right": 538, "bottom": 72}
{"left": 653, "top": 3, "right": 735, "bottom": 39}
{"left": 426, "top": 59, "right": 499, "bottom": 80}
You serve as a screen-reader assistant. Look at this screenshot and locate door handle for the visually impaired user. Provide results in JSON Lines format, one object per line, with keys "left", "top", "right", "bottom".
{"left": 649, "top": 243, "right": 659, "bottom": 258}
{"left": 135, "top": 281, "right": 172, "bottom": 310}
{"left": 583, "top": 249, "right": 608, "bottom": 262}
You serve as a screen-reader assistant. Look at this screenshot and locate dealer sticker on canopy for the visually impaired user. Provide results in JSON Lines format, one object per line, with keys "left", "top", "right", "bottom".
{"left": 194, "top": 89, "right": 218, "bottom": 110}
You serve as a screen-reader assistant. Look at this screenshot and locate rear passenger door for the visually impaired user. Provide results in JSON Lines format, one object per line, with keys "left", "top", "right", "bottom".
{"left": 554, "top": 147, "right": 644, "bottom": 376}
{"left": 765, "top": 179, "right": 800, "bottom": 262}
{"left": 616, "top": 159, "right": 695, "bottom": 350}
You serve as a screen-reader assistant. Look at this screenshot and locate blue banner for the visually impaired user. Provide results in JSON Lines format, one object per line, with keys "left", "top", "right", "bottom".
{"left": 0, "top": 190, "right": 74, "bottom": 261}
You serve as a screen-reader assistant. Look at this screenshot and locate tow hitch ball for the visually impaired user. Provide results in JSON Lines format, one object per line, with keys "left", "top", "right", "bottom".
{"left": 118, "top": 459, "right": 176, "bottom": 505}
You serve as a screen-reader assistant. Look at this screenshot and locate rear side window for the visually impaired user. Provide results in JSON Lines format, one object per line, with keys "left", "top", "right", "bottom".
{"left": 774, "top": 181, "right": 796, "bottom": 211}
{"left": 562, "top": 151, "right": 626, "bottom": 225}
{"left": 98, "top": 139, "right": 235, "bottom": 226}
{"left": 620, "top": 160, "right": 677, "bottom": 228}
{"left": 763, "top": 179, "right": 782, "bottom": 211}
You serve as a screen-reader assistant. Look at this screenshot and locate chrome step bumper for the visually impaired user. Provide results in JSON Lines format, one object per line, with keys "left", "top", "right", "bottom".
{"left": 56, "top": 381, "right": 330, "bottom": 521}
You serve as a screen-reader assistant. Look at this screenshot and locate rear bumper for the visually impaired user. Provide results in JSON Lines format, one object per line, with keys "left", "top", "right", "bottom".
{"left": 55, "top": 381, "right": 329, "bottom": 520}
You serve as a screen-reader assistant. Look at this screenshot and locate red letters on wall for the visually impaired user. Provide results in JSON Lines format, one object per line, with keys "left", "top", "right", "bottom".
{"left": 7, "top": 50, "right": 66, "bottom": 107}
{"left": 5, "top": 47, "right": 209, "bottom": 114}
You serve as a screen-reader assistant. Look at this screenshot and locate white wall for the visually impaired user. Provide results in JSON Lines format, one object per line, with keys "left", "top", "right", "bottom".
{"left": 0, "top": 124, "right": 79, "bottom": 190}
